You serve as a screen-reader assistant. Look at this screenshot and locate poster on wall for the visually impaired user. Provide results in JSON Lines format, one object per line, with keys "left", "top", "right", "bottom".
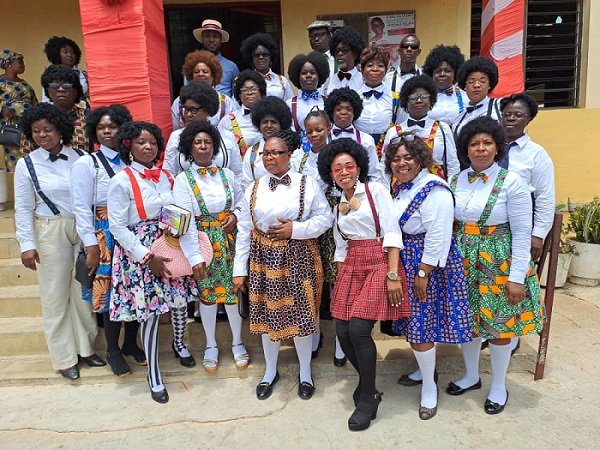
{"left": 368, "top": 12, "right": 415, "bottom": 68}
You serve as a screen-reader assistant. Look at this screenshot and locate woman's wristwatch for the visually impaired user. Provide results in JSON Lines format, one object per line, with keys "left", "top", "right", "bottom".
{"left": 387, "top": 271, "right": 400, "bottom": 281}
{"left": 417, "top": 269, "right": 429, "bottom": 278}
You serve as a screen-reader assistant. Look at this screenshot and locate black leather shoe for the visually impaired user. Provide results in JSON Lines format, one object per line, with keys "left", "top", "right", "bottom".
{"left": 59, "top": 365, "right": 80, "bottom": 380}
{"left": 81, "top": 354, "right": 107, "bottom": 367}
{"left": 256, "top": 372, "right": 280, "bottom": 400}
{"left": 151, "top": 388, "right": 169, "bottom": 404}
{"left": 348, "top": 392, "right": 383, "bottom": 431}
{"left": 298, "top": 378, "right": 315, "bottom": 400}
{"left": 334, "top": 356, "right": 347, "bottom": 367}
{"left": 122, "top": 346, "right": 147, "bottom": 366}
{"left": 446, "top": 378, "right": 482, "bottom": 396}
{"left": 397, "top": 370, "right": 439, "bottom": 386}
{"left": 172, "top": 342, "right": 196, "bottom": 368}
{"left": 311, "top": 333, "right": 323, "bottom": 360}
{"left": 511, "top": 339, "right": 521, "bottom": 356}
{"left": 481, "top": 339, "right": 489, "bottom": 350}
{"left": 106, "top": 351, "right": 131, "bottom": 376}
{"left": 484, "top": 392, "right": 508, "bottom": 415}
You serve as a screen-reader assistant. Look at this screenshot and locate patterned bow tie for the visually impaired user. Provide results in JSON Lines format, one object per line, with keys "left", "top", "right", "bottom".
{"left": 48, "top": 153, "right": 68, "bottom": 162}
{"left": 332, "top": 127, "right": 354, "bottom": 137}
{"left": 337, "top": 71, "right": 352, "bottom": 81}
{"left": 363, "top": 90, "right": 383, "bottom": 100}
{"left": 243, "top": 108, "right": 252, "bottom": 115}
{"left": 268, "top": 174, "right": 291, "bottom": 191}
{"left": 301, "top": 90, "right": 320, "bottom": 101}
{"left": 392, "top": 180, "right": 414, "bottom": 197}
{"left": 466, "top": 103, "right": 484, "bottom": 114}
{"left": 142, "top": 168, "right": 162, "bottom": 183}
{"left": 198, "top": 166, "right": 218, "bottom": 176}
{"left": 106, "top": 153, "right": 121, "bottom": 165}
{"left": 467, "top": 171, "right": 489, "bottom": 184}
{"left": 407, "top": 119, "right": 426, "bottom": 128}
{"left": 401, "top": 69, "right": 417, "bottom": 76}
{"left": 438, "top": 87, "right": 454, "bottom": 96}
{"left": 263, "top": 73, "right": 272, "bottom": 81}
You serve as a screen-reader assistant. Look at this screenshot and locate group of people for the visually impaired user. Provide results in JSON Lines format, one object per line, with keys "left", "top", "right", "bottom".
{"left": 9, "top": 17, "right": 555, "bottom": 431}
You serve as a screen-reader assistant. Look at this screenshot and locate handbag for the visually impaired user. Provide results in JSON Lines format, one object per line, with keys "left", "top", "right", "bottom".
{"left": 0, "top": 123, "right": 22, "bottom": 147}
{"left": 75, "top": 250, "right": 95, "bottom": 289}
{"left": 238, "top": 291, "right": 249, "bottom": 319}
{"left": 149, "top": 231, "right": 213, "bottom": 278}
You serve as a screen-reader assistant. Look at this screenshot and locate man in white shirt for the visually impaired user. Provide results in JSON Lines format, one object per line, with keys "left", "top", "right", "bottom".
{"left": 307, "top": 20, "right": 336, "bottom": 78}
{"left": 386, "top": 34, "right": 422, "bottom": 94}
{"left": 323, "top": 27, "right": 366, "bottom": 96}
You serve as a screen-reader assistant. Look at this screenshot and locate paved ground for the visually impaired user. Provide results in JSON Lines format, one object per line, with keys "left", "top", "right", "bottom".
{"left": 1, "top": 283, "right": 599, "bottom": 449}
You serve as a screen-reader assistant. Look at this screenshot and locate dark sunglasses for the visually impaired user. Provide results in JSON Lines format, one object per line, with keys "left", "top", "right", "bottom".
{"left": 253, "top": 52, "right": 271, "bottom": 58}
{"left": 48, "top": 82, "right": 74, "bottom": 90}
{"left": 400, "top": 43, "right": 420, "bottom": 50}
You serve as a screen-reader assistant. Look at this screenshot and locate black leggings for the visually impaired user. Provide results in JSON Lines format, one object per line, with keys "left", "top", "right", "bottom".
{"left": 336, "top": 318, "right": 377, "bottom": 397}
{"left": 103, "top": 312, "right": 139, "bottom": 353}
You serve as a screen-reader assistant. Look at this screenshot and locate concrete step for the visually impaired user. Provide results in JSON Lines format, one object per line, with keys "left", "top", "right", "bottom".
{"left": 0, "top": 232, "right": 20, "bottom": 259}
{"left": 0, "top": 258, "right": 38, "bottom": 286}
{"left": 0, "top": 285, "right": 41, "bottom": 317}
{"left": 0, "top": 208, "right": 15, "bottom": 233}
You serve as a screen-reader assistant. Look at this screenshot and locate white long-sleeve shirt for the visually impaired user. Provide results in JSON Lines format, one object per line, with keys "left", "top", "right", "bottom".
{"left": 170, "top": 93, "right": 236, "bottom": 131}
{"left": 217, "top": 108, "right": 262, "bottom": 155}
{"left": 286, "top": 93, "right": 326, "bottom": 131}
{"left": 241, "top": 139, "right": 267, "bottom": 192}
{"left": 507, "top": 134, "right": 555, "bottom": 240}
{"left": 323, "top": 66, "right": 363, "bottom": 96}
{"left": 15, "top": 146, "right": 83, "bottom": 252}
{"left": 71, "top": 145, "right": 126, "bottom": 247}
{"left": 453, "top": 163, "right": 532, "bottom": 283}
{"left": 354, "top": 83, "right": 394, "bottom": 135}
{"left": 429, "top": 86, "right": 468, "bottom": 125}
{"left": 392, "top": 170, "right": 454, "bottom": 267}
{"left": 107, "top": 162, "right": 173, "bottom": 262}
{"left": 333, "top": 181, "right": 403, "bottom": 262}
{"left": 452, "top": 96, "right": 502, "bottom": 137}
{"left": 173, "top": 164, "right": 241, "bottom": 268}
{"left": 263, "top": 69, "right": 294, "bottom": 101}
{"left": 163, "top": 127, "right": 242, "bottom": 178}
{"left": 233, "top": 171, "right": 333, "bottom": 276}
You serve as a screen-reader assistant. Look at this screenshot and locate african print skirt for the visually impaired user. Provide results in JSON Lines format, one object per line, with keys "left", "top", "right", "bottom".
{"left": 81, "top": 207, "right": 113, "bottom": 314}
{"left": 196, "top": 212, "right": 237, "bottom": 305}
{"left": 110, "top": 220, "right": 198, "bottom": 323}
{"left": 455, "top": 221, "right": 545, "bottom": 339}
{"left": 248, "top": 229, "right": 322, "bottom": 341}
{"left": 332, "top": 239, "right": 410, "bottom": 322}
{"left": 392, "top": 233, "right": 473, "bottom": 344}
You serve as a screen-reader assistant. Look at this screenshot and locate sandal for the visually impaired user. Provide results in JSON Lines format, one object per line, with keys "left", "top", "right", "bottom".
{"left": 232, "top": 343, "right": 250, "bottom": 369}
{"left": 203, "top": 346, "right": 219, "bottom": 373}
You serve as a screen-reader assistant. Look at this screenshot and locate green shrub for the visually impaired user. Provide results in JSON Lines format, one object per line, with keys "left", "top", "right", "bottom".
{"left": 569, "top": 198, "right": 600, "bottom": 244}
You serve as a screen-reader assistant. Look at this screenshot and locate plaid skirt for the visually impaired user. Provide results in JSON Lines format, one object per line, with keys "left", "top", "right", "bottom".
{"left": 82, "top": 207, "right": 113, "bottom": 314}
{"left": 393, "top": 233, "right": 473, "bottom": 344}
{"left": 331, "top": 239, "right": 410, "bottom": 321}
{"left": 110, "top": 220, "right": 198, "bottom": 323}
{"left": 248, "top": 229, "right": 323, "bottom": 341}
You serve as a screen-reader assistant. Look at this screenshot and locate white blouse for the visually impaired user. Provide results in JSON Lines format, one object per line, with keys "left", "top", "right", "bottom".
{"left": 290, "top": 149, "right": 330, "bottom": 195}
{"left": 380, "top": 116, "right": 460, "bottom": 180}
{"left": 15, "top": 146, "right": 83, "bottom": 252}
{"left": 354, "top": 83, "right": 394, "bottom": 134}
{"left": 170, "top": 93, "right": 236, "bottom": 131}
{"left": 217, "top": 108, "right": 262, "bottom": 155}
{"left": 452, "top": 96, "right": 502, "bottom": 137}
{"left": 330, "top": 129, "right": 385, "bottom": 184}
{"left": 323, "top": 66, "right": 363, "bottom": 96}
{"left": 392, "top": 170, "right": 454, "bottom": 267}
{"left": 107, "top": 162, "right": 173, "bottom": 262}
{"left": 286, "top": 93, "right": 326, "bottom": 131}
{"left": 429, "top": 86, "right": 468, "bottom": 125}
{"left": 453, "top": 163, "right": 532, "bottom": 283}
{"left": 71, "top": 145, "right": 126, "bottom": 247}
{"left": 233, "top": 171, "right": 333, "bottom": 276}
{"left": 333, "top": 181, "right": 403, "bottom": 262}
{"left": 241, "top": 139, "right": 267, "bottom": 192}
{"left": 173, "top": 164, "right": 241, "bottom": 268}
{"left": 263, "top": 69, "right": 294, "bottom": 101}
{"left": 164, "top": 127, "right": 242, "bottom": 178}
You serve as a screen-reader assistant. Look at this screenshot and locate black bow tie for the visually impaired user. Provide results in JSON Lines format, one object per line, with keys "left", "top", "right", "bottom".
{"left": 466, "top": 104, "right": 484, "bottom": 114}
{"left": 49, "top": 153, "right": 68, "bottom": 162}
{"left": 332, "top": 127, "right": 354, "bottom": 136}
{"left": 243, "top": 108, "right": 252, "bottom": 115}
{"left": 268, "top": 174, "right": 291, "bottom": 191}
{"left": 363, "top": 89, "right": 383, "bottom": 99}
{"left": 407, "top": 119, "right": 426, "bottom": 128}
{"left": 337, "top": 71, "right": 352, "bottom": 81}
{"left": 400, "top": 69, "right": 417, "bottom": 76}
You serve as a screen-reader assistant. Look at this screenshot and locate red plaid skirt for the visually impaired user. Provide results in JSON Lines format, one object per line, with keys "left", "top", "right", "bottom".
{"left": 331, "top": 239, "right": 410, "bottom": 321}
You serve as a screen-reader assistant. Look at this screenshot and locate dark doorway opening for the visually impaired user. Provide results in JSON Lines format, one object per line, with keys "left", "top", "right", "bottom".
{"left": 165, "top": 2, "right": 282, "bottom": 100}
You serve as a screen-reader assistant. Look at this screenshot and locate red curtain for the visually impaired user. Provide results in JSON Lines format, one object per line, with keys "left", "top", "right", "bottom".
{"left": 480, "top": 0, "right": 525, "bottom": 97}
{"left": 79, "top": 0, "right": 172, "bottom": 138}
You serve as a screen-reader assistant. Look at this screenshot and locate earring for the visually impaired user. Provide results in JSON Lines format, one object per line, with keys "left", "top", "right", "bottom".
{"left": 188, "top": 154, "right": 194, "bottom": 162}
{"left": 129, "top": 153, "right": 134, "bottom": 162}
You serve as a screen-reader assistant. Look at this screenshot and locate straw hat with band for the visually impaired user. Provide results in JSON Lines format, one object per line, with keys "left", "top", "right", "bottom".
{"left": 193, "top": 19, "right": 230, "bottom": 43}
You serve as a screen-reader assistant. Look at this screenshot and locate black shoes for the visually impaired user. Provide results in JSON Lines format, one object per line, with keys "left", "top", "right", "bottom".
{"left": 80, "top": 354, "right": 106, "bottom": 367}
{"left": 311, "top": 333, "right": 323, "bottom": 360}
{"left": 397, "top": 370, "right": 439, "bottom": 386}
{"left": 150, "top": 388, "right": 169, "bottom": 404}
{"left": 59, "top": 365, "right": 80, "bottom": 380}
{"left": 256, "top": 372, "right": 280, "bottom": 400}
{"left": 484, "top": 392, "right": 508, "bottom": 415}
{"left": 348, "top": 392, "right": 383, "bottom": 431}
{"left": 298, "top": 378, "right": 315, "bottom": 400}
{"left": 446, "top": 378, "right": 482, "bottom": 396}
{"left": 172, "top": 342, "right": 196, "bottom": 368}
{"left": 122, "top": 345, "right": 147, "bottom": 366}
{"left": 106, "top": 351, "right": 131, "bottom": 376}
{"left": 334, "top": 356, "right": 347, "bottom": 367}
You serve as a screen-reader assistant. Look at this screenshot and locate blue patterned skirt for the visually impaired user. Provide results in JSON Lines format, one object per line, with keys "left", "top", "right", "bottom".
{"left": 82, "top": 213, "right": 113, "bottom": 314}
{"left": 393, "top": 233, "right": 473, "bottom": 344}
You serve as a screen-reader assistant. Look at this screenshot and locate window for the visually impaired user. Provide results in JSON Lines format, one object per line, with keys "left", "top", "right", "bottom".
{"left": 471, "top": 0, "right": 582, "bottom": 108}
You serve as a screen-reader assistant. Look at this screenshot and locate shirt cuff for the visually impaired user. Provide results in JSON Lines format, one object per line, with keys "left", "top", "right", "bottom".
{"left": 81, "top": 233, "right": 99, "bottom": 247}
{"left": 232, "top": 260, "right": 248, "bottom": 277}
{"left": 19, "top": 241, "right": 37, "bottom": 253}
{"left": 188, "top": 254, "right": 206, "bottom": 268}
{"left": 382, "top": 232, "right": 403, "bottom": 251}
{"left": 532, "top": 227, "right": 547, "bottom": 240}
{"left": 420, "top": 254, "right": 440, "bottom": 267}
{"left": 133, "top": 246, "right": 151, "bottom": 263}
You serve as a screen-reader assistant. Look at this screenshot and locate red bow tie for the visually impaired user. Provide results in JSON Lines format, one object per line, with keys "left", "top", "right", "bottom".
{"left": 142, "top": 168, "right": 162, "bottom": 183}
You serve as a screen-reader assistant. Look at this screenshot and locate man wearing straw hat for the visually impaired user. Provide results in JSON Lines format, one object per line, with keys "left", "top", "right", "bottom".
{"left": 193, "top": 19, "right": 239, "bottom": 97}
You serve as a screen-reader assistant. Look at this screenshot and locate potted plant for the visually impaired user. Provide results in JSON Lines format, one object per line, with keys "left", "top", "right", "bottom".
{"left": 540, "top": 205, "right": 577, "bottom": 288}
{"left": 567, "top": 197, "right": 600, "bottom": 286}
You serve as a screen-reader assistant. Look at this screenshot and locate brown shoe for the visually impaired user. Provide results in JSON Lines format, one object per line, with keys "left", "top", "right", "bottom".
{"left": 418, "top": 405, "right": 438, "bottom": 420}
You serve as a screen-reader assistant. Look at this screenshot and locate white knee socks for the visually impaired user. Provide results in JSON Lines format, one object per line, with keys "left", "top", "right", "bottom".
{"left": 294, "top": 334, "right": 314, "bottom": 384}
{"left": 413, "top": 347, "right": 437, "bottom": 408}
{"left": 261, "top": 334, "right": 280, "bottom": 383}
{"left": 198, "top": 303, "right": 218, "bottom": 348}
{"left": 454, "top": 337, "right": 482, "bottom": 388}
{"left": 335, "top": 336, "right": 346, "bottom": 359}
{"left": 488, "top": 342, "right": 511, "bottom": 404}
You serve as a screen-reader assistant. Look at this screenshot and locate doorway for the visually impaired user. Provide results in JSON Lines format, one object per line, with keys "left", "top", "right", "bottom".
{"left": 165, "top": 2, "right": 282, "bottom": 99}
